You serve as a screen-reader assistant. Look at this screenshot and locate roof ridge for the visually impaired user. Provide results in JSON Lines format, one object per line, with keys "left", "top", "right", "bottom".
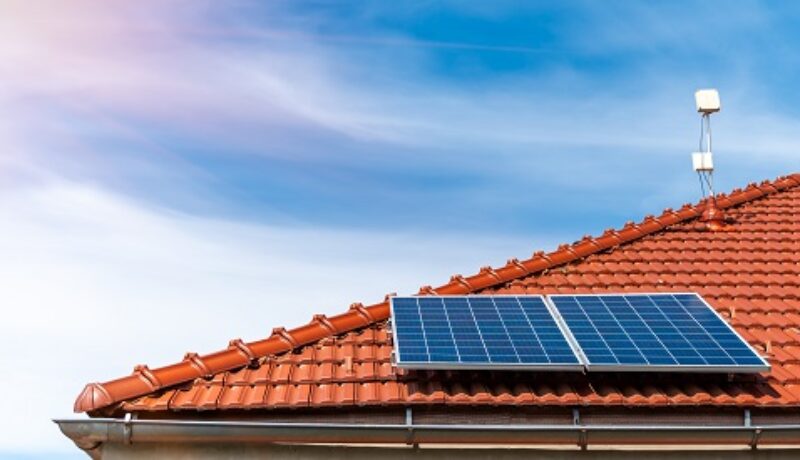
{"left": 74, "top": 173, "right": 800, "bottom": 413}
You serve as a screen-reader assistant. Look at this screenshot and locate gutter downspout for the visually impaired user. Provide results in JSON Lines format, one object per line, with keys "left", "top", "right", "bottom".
{"left": 56, "top": 418, "right": 800, "bottom": 457}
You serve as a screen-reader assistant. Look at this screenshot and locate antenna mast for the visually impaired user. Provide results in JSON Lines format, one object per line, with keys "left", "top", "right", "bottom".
{"left": 697, "top": 111, "right": 714, "bottom": 196}
{"left": 692, "top": 89, "right": 725, "bottom": 230}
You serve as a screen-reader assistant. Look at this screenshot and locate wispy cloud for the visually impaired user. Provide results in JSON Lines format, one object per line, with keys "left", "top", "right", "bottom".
{"left": 4, "top": 0, "right": 800, "bottom": 169}
{"left": 0, "top": 178, "right": 540, "bottom": 452}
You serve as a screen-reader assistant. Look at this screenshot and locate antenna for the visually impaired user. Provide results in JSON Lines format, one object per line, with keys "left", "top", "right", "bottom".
{"left": 692, "top": 89, "right": 725, "bottom": 230}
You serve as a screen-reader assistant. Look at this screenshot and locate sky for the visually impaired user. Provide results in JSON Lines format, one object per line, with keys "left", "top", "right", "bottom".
{"left": 1, "top": 1, "right": 800, "bottom": 457}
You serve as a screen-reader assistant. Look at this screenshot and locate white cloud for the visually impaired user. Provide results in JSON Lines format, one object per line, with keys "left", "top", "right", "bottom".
{"left": 3, "top": 0, "right": 800, "bottom": 169}
{"left": 0, "top": 179, "right": 541, "bottom": 454}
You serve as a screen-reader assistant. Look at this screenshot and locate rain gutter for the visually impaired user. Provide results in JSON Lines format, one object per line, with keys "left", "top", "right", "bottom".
{"left": 55, "top": 416, "right": 800, "bottom": 458}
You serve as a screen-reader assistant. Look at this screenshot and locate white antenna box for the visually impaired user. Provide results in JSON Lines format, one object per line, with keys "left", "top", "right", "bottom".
{"left": 692, "top": 152, "right": 714, "bottom": 172}
{"left": 695, "top": 89, "right": 721, "bottom": 113}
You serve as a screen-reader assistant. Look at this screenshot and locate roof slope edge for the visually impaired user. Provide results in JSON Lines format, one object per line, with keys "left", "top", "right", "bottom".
{"left": 74, "top": 173, "right": 800, "bottom": 413}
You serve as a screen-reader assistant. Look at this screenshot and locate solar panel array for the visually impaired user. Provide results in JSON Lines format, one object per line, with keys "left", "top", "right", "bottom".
{"left": 549, "top": 293, "right": 768, "bottom": 371}
{"left": 391, "top": 296, "right": 582, "bottom": 370}
{"left": 390, "top": 293, "right": 768, "bottom": 373}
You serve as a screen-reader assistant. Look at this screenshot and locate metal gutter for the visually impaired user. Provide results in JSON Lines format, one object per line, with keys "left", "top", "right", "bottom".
{"left": 55, "top": 417, "right": 800, "bottom": 457}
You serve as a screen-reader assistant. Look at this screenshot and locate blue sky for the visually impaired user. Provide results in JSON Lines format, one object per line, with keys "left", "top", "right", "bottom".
{"left": 2, "top": 1, "right": 800, "bottom": 457}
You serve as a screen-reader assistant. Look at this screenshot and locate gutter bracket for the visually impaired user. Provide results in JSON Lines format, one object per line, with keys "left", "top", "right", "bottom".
{"left": 579, "top": 428, "right": 588, "bottom": 451}
{"left": 405, "top": 407, "right": 417, "bottom": 448}
{"left": 573, "top": 408, "right": 587, "bottom": 450}
{"left": 750, "top": 428, "right": 762, "bottom": 451}
{"left": 744, "top": 409, "right": 761, "bottom": 450}
{"left": 122, "top": 413, "right": 134, "bottom": 445}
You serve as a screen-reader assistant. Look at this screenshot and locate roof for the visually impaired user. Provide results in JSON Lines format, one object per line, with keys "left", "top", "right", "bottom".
{"left": 76, "top": 174, "right": 800, "bottom": 414}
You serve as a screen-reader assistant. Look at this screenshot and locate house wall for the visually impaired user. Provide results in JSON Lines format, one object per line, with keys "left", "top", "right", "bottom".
{"left": 99, "top": 443, "right": 800, "bottom": 460}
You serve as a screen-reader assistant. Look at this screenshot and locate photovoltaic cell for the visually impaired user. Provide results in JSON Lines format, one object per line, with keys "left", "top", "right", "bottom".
{"left": 391, "top": 296, "right": 582, "bottom": 370}
{"left": 548, "top": 293, "right": 769, "bottom": 372}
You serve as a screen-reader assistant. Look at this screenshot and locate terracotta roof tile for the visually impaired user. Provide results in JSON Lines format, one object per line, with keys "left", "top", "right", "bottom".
{"left": 271, "top": 362, "right": 292, "bottom": 383}
{"left": 170, "top": 377, "right": 223, "bottom": 410}
{"left": 90, "top": 174, "right": 800, "bottom": 414}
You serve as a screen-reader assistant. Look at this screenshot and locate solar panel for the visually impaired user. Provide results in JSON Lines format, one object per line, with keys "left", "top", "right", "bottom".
{"left": 547, "top": 293, "right": 769, "bottom": 373}
{"left": 390, "top": 296, "right": 583, "bottom": 370}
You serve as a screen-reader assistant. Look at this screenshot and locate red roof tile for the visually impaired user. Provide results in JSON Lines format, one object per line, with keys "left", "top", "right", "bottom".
{"left": 76, "top": 174, "right": 800, "bottom": 414}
